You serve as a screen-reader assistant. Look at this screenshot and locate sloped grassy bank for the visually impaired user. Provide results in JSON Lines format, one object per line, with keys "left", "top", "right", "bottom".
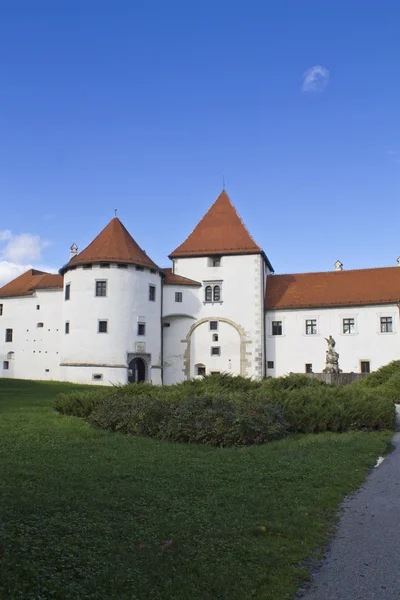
{"left": 54, "top": 365, "right": 398, "bottom": 446}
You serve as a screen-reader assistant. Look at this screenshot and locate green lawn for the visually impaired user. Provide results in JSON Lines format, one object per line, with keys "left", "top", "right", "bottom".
{"left": 0, "top": 379, "right": 392, "bottom": 600}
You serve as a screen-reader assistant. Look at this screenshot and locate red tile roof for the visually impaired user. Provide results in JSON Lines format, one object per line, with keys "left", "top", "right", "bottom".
{"left": 162, "top": 268, "right": 201, "bottom": 286}
{"left": 60, "top": 217, "right": 158, "bottom": 273}
{"left": 266, "top": 267, "right": 400, "bottom": 310}
{"left": 169, "top": 190, "right": 266, "bottom": 260}
{"left": 0, "top": 269, "right": 63, "bottom": 298}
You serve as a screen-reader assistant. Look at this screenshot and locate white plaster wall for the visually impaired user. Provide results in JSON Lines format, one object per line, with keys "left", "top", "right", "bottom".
{"left": 266, "top": 304, "right": 400, "bottom": 376}
{"left": 60, "top": 264, "right": 162, "bottom": 384}
{"left": 61, "top": 365, "right": 128, "bottom": 386}
{"left": 190, "top": 320, "right": 241, "bottom": 377}
{"left": 162, "top": 314, "right": 194, "bottom": 385}
{"left": 169, "top": 254, "right": 266, "bottom": 380}
{"left": 0, "top": 289, "right": 63, "bottom": 381}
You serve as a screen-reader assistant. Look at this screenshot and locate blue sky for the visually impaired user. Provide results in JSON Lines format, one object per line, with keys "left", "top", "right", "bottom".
{"left": 1, "top": 1, "right": 400, "bottom": 284}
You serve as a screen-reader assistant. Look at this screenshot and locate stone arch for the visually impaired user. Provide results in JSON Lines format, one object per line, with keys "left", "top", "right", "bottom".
{"left": 182, "top": 317, "right": 252, "bottom": 379}
{"left": 127, "top": 353, "right": 151, "bottom": 383}
{"left": 7, "top": 351, "right": 15, "bottom": 360}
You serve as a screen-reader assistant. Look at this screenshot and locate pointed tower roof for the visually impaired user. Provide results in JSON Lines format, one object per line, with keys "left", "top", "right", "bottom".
{"left": 0, "top": 269, "right": 63, "bottom": 298}
{"left": 169, "top": 190, "right": 273, "bottom": 270}
{"left": 60, "top": 217, "right": 159, "bottom": 274}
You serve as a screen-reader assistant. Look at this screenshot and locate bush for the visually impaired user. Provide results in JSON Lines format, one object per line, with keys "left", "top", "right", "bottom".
{"left": 88, "top": 392, "right": 289, "bottom": 447}
{"left": 356, "top": 360, "right": 400, "bottom": 389}
{"left": 54, "top": 389, "right": 111, "bottom": 417}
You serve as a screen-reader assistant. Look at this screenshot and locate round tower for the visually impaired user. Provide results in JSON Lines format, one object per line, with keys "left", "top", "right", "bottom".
{"left": 59, "top": 218, "right": 162, "bottom": 385}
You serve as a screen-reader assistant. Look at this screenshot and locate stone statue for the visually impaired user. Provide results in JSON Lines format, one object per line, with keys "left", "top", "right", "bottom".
{"left": 323, "top": 335, "right": 340, "bottom": 373}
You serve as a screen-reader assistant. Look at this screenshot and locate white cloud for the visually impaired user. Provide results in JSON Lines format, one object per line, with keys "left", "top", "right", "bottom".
{"left": 0, "top": 230, "right": 55, "bottom": 287}
{"left": 302, "top": 65, "right": 330, "bottom": 92}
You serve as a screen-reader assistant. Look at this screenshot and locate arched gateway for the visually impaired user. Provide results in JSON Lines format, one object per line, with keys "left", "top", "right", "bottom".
{"left": 128, "top": 357, "right": 146, "bottom": 383}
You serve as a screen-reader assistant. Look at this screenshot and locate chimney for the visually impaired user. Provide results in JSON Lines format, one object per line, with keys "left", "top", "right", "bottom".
{"left": 70, "top": 243, "right": 78, "bottom": 260}
{"left": 397, "top": 256, "right": 400, "bottom": 267}
{"left": 334, "top": 260, "right": 343, "bottom": 271}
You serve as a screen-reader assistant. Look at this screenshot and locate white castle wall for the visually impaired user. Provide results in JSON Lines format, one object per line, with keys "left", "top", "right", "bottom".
{"left": 60, "top": 264, "right": 162, "bottom": 385}
{"left": 0, "top": 289, "right": 63, "bottom": 381}
{"left": 266, "top": 303, "right": 400, "bottom": 377}
{"left": 162, "top": 253, "right": 267, "bottom": 381}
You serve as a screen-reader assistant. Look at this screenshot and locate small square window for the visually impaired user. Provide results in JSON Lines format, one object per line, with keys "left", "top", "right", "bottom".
{"left": 272, "top": 321, "right": 282, "bottom": 336}
{"left": 65, "top": 322, "right": 70, "bottom": 334}
{"left": 150, "top": 269, "right": 156, "bottom": 274}
{"left": 136, "top": 265, "right": 144, "bottom": 271}
{"left": 380, "top": 317, "right": 393, "bottom": 333}
{"left": 149, "top": 285, "right": 156, "bottom": 302}
{"left": 305, "top": 320, "right": 317, "bottom": 335}
{"left": 117, "top": 263, "right": 128, "bottom": 269}
{"left": 100, "top": 263, "right": 110, "bottom": 269}
{"left": 213, "top": 258, "right": 221, "bottom": 267}
{"left": 361, "top": 361, "right": 370, "bottom": 374}
{"left": 343, "top": 318, "right": 355, "bottom": 334}
{"left": 37, "top": 322, "right": 44, "bottom": 328}
{"left": 65, "top": 283, "right": 70, "bottom": 301}
{"left": 3, "top": 360, "right": 9, "bottom": 370}
{"left": 95, "top": 281, "right": 107, "bottom": 297}
{"left": 98, "top": 320, "right": 108, "bottom": 333}
{"left": 267, "top": 361, "right": 274, "bottom": 369}
{"left": 305, "top": 363, "right": 313, "bottom": 373}
{"left": 212, "top": 333, "right": 219, "bottom": 342}
{"left": 93, "top": 374, "right": 103, "bottom": 380}
{"left": 175, "top": 292, "right": 183, "bottom": 303}
{"left": 210, "top": 321, "right": 218, "bottom": 331}
{"left": 5, "top": 328, "right": 12, "bottom": 342}
{"left": 197, "top": 366, "right": 206, "bottom": 376}
{"left": 163, "top": 322, "right": 170, "bottom": 327}
{"left": 83, "top": 264, "right": 92, "bottom": 270}
{"left": 211, "top": 346, "right": 221, "bottom": 356}
{"left": 137, "top": 322, "right": 146, "bottom": 336}
{"left": 36, "top": 305, "right": 40, "bottom": 310}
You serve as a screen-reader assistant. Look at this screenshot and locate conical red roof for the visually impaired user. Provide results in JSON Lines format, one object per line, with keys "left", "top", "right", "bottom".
{"left": 60, "top": 217, "right": 158, "bottom": 273}
{"left": 169, "top": 190, "right": 262, "bottom": 258}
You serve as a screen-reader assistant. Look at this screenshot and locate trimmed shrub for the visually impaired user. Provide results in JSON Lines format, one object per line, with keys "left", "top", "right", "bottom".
{"left": 54, "top": 390, "right": 111, "bottom": 417}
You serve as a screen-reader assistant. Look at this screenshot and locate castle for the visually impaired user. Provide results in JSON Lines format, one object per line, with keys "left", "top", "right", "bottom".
{"left": 1, "top": 191, "right": 400, "bottom": 385}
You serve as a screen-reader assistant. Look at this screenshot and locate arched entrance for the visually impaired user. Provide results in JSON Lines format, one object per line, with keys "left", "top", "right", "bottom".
{"left": 128, "top": 357, "right": 146, "bottom": 383}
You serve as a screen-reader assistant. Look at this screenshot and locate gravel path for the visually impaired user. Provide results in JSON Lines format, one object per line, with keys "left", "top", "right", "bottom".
{"left": 298, "top": 406, "right": 400, "bottom": 600}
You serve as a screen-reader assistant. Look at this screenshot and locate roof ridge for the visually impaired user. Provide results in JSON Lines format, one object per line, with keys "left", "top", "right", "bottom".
{"left": 271, "top": 265, "right": 400, "bottom": 277}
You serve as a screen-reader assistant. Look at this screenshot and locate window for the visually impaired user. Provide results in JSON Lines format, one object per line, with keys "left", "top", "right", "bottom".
{"left": 83, "top": 264, "right": 92, "bottom": 269}
{"left": 213, "top": 258, "right": 221, "bottom": 267}
{"left": 210, "top": 321, "right": 218, "bottom": 330}
{"left": 95, "top": 280, "right": 107, "bottom": 297}
{"left": 343, "top": 318, "right": 355, "bottom": 334}
{"left": 93, "top": 374, "right": 103, "bottom": 380}
{"left": 117, "top": 264, "right": 128, "bottom": 269}
{"left": 149, "top": 285, "right": 156, "bottom": 301}
{"left": 5, "top": 329, "right": 12, "bottom": 342}
{"left": 150, "top": 269, "right": 156, "bottom": 274}
{"left": 175, "top": 292, "right": 183, "bottom": 303}
{"left": 204, "top": 282, "right": 222, "bottom": 303}
{"left": 380, "top": 317, "right": 393, "bottom": 333}
{"left": 305, "top": 363, "right": 313, "bottom": 373}
{"left": 65, "top": 322, "right": 70, "bottom": 334}
{"left": 212, "top": 333, "right": 219, "bottom": 342}
{"left": 37, "top": 322, "right": 44, "bottom": 328}
{"left": 0, "top": 304, "right": 3, "bottom": 316}
{"left": 210, "top": 371, "right": 220, "bottom": 375}
{"left": 100, "top": 263, "right": 110, "bottom": 269}
{"left": 98, "top": 320, "right": 108, "bottom": 333}
{"left": 267, "top": 361, "right": 274, "bottom": 369}
{"left": 65, "top": 283, "right": 70, "bottom": 301}
{"left": 137, "top": 322, "right": 146, "bottom": 336}
{"left": 163, "top": 322, "right": 170, "bottom": 327}
{"left": 361, "top": 361, "right": 370, "bottom": 374}
{"left": 272, "top": 321, "right": 282, "bottom": 336}
{"left": 305, "top": 319, "right": 317, "bottom": 335}
{"left": 211, "top": 346, "right": 221, "bottom": 356}
{"left": 36, "top": 305, "right": 40, "bottom": 310}
{"left": 136, "top": 265, "right": 144, "bottom": 271}
{"left": 197, "top": 365, "right": 206, "bottom": 376}
{"left": 3, "top": 361, "right": 9, "bottom": 370}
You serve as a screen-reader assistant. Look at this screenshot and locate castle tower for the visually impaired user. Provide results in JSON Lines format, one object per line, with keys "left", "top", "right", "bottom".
{"left": 59, "top": 218, "right": 162, "bottom": 385}
{"left": 163, "top": 191, "right": 274, "bottom": 382}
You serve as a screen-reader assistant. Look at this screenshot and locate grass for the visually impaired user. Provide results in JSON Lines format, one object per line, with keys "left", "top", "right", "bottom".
{"left": 0, "top": 379, "right": 393, "bottom": 600}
